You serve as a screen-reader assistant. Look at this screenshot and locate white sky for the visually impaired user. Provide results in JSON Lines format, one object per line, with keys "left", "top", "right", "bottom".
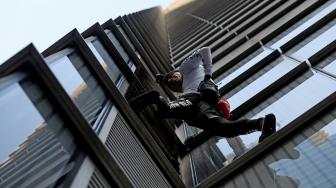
{"left": 0, "top": 0, "right": 174, "bottom": 63}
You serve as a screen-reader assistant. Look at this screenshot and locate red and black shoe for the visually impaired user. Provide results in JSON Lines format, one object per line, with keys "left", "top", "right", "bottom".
{"left": 258, "top": 113, "right": 276, "bottom": 143}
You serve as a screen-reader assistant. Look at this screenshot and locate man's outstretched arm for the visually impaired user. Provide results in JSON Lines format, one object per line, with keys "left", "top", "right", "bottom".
{"left": 199, "top": 47, "right": 212, "bottom": 79}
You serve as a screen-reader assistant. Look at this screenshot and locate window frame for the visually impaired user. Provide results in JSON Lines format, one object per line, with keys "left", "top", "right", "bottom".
{"left": 41, "top": 31, "right": 185, "bottom": 187}
{"left": 0, "top": 44, "right": 132, "bottom": 187}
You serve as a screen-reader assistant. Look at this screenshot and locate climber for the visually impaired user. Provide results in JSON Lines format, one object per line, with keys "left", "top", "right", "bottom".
{"left": 129, "top": 47, "right": 276, "bottom": 146}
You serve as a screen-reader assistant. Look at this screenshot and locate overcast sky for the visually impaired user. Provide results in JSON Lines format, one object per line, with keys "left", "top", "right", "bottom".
{"left": 0, "top": 0, "right": 174, "bottom": 63}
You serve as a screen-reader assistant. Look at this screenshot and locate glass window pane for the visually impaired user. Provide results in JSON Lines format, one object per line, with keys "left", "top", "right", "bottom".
{"left": 220, "top": 106, "right": 336, "bottom": 188}
{"left": 115, "top": 25, "right": 136, "bottom": 50}
{"left": 239, "top": 70, "right": 336, "bottom": 148}
{"left": 216, "top": 47, "right": 274, "bottom": 89}
{"left": 88, "top": 38, "right": 130, "bottom": 95}
{"left": 227, "top": 56, "right": 299, "bottom": 109}
{"left": 0, "top": 76, "right": 78, "bottom": 188}
{"left": 105, "top": 30, "right": 135, "bottom": 72}
{"left": 268, "top": 1, "right": 336, "bottom": 49}
{"left": 47, "top": 52, "right": 109, "bottom": 130}
{"left": 114, "top": 25, "right": 145, "bottom": 63}
{"left": 104, "top": 30, "right": 131, "bottom": 63}
{"left": 104, "top": 30, "right": 136, "bottom": 71}
{"left": 313, "top": 52, "right": 336, "bottom": 71}
{"left": 289, "top": 18, "right": 336, "bottom": 61}
{"left": 323, "top": 60, "right": 336, "bottom": 75}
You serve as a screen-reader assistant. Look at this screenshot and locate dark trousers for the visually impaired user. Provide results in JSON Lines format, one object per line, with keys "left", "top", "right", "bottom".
{"left": 155, "top": 93, "right": 262, "bottom": 138}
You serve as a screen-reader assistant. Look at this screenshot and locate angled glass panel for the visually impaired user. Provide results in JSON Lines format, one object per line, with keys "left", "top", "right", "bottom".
{"left": 86, "top": 37, "right": 130, "bottom": 95}
{"left": 0, "top": 74, "right": 79, "bottom": 188}
{"left": 227, "top": 55, "right": 300, "bottom": 110}
{"left": 268, "top": 0, "right": 336, "bottom": 49}
{"left": 288, "top": 18, "right": 336, "bottom": 61}
{"left": 216, "top": 47, "right": 274, "bottom": 89}
{"left": 314, "top": 49, "right": 336, "bottom": 76}
{"left": 115, "top": 24, "right": 136, "bottom": 51}
{"left": 115, "top": 24, "right": 144, "bottom": 62}
{"left": 45, "top": 49, "right": 171, "bottom": 187}
{"left": 239, "top": 66, "right": 336, "bottom": 148}
{"left": 104, "top": 29, "right": 135, "bottom": 71}
{"left": 182, "top": 68, "right": 336, "bottom": 186}
{"left": 322, "top": 59, "right": 336, "bottom": 75}
{"left": 45, "top": 50, "right": 110, "bottom": 132}
{"left": 219, "top": 106, "right": 336, "bottom": 188}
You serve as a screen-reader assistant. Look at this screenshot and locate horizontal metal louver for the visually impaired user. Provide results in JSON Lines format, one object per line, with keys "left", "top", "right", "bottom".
{"left": 105, "top": 113, "right": 171, "bottom": 188}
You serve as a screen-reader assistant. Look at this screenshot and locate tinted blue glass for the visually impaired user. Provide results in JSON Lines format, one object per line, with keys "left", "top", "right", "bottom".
{"left": 238, "top": 70, "right": 336, "bottom": 148}
{"left": 269, "top": 1, "right": 336, "bottom": 49}
{"left": 216, "top": 47, "right": 274, "bottom": 89}
{"left": 228, "top": 56, "right": 299, "bottom": 110}
{"left": 116, "top": 25, "right": 136, "bottom": 50}
{"left": 220, "top": 107, "right": 336, "bottom": 188}
{"left": 114, "top": 25, "right": 145, "bottom": 65}
{"left": 322, "top": 59, "right": 336, "bottom": 75}
{"left": 105, "top": 29, "right": 136, "bottom": 72}
{"left": 0, "top": 82, "right": 43, "bottom": 163}
{"left": 105, "top": 30, "right": 129, "bottom": 61}
{"left": 290, "top": 20, "right": 336, "bottom": 61}
{"left": 49, "top": 56, "right": 86, "bottom": 94}
{"left": 0, "top": 76, "right": 76, "bottom": 188}
{"left": 183, "top": 69, "right": 336, "bottom": 186}
{"left": 88, "top": 38, "right": 130, "bottom": 95}
{"left": 48, "top": 53, "right": 109, "bottom": 127}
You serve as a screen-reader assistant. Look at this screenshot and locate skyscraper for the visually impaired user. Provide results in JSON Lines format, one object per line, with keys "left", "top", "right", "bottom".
{"left": 1, "top": 0, "right": 336, "bottom": 187}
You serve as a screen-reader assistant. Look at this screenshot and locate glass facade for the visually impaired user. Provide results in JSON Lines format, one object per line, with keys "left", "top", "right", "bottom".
{"left": 2, "top": 0, "right": 336, "bottom": 187}
{"left": 115, "top": 24, "right": 144, "bottom": 61}
{"left": 287, "top": 18, "right": 336, "bottom": 61}
{"left": 180, "top": 1, "right": 336, "bottom": 186}
{"left": 87, "top": 37, "right": 130, "bottom": 95}
{"left": 47, "top": 51, "right": 110, "bottom": 132}
{"left": 104, "top": 29, "right": 136, "bottom": 71}
{"left": 0, "top": 74, "right": 80, "bottom": 188}
{"left": 267, "top": 0, "right": 336, "bottom": 49}
{"left": 43, "top": 43, "right": 172, "bottom": 187}
{"left": 220, "top": 106, "right": 336, "bottom": 188}
{"left": 226, "top": 55, "right": 300, "bottom": 109}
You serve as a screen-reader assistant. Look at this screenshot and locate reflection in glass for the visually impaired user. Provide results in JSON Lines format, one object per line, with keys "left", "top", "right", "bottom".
{"left": 289, "top": 18, "right": 336, "bottom": 61}
{"left": 104, "top": 30, "right": 136, "bottom": 71}
{"left": 185, "top": 69, "right": 335, "bottom": 186}
{"left": 314, "top": 50, "right": 336, "bottom": 71}
{"left": 323, "top": 59, "right": 336, "bottom": 75}
{"left": 0, "top": 83, "right": 43, "bottom": 164}
{"left": 114, "top": 25, "right": 145, "bottom": 65}
{"left": 0, "top": 76, "right": 77, "bottom": 188}
{"left": 116, "top": 25, "right": 136, "bottom": 50}
{"left": 216, "top": 47, "right": 273, "bottom": 89}
{"left": 48, "top": 53, "right": 109, "bottom": 129}
{"left": 268, "top": 0, "right": 336, "bottom": 49}
{"left": 227, "top": 56, "right": 299, "bottom": 110}
{"left": 238, "top": 71, "right": 336, "bottom": 147}
{"left": 220, "top": 107, "right": 336, "bottom": 188}
{"left": 89, "top": 38, "right": 130, "bottom": 95}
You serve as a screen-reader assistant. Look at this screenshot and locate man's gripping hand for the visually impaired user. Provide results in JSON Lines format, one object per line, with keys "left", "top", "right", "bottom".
{"left": 204, "top": 74, "right": 212, "bottom": 81}
{"left": 156, "top": 74, "right": 165, "bottom": 84}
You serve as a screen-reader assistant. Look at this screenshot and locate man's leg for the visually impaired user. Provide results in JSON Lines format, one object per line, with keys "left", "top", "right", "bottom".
{"left": 129, "top": 91, "right": 201, "bottom": 156}
{"left": 203, "top": 117, "right": 262, "bottom": 137}
{"left": 195, "top": 101, "right": 276, "bottom": 141}
{"left": 129, "top": 91, "right": 200, "bottom": 118}
{"left": 128, "top": 91, "right": 161, "bottom": 113}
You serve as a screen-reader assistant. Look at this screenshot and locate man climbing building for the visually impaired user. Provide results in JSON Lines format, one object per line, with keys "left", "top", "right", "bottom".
{"left": 129, "top": 47, "right": 276, "bottom": 148}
